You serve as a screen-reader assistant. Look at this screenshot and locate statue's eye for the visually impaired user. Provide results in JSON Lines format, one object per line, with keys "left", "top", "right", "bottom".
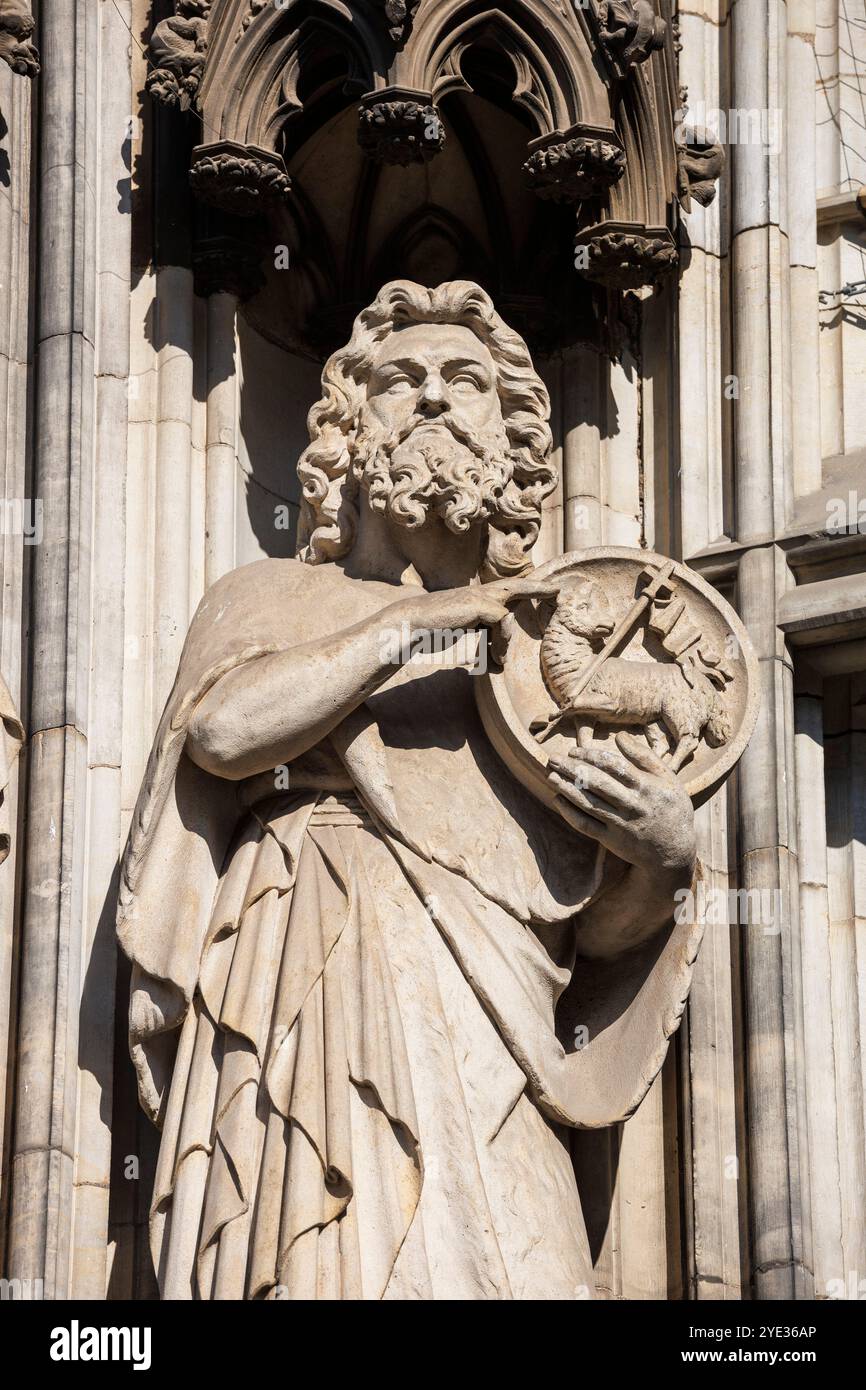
{"left": 386, "top": 376, "right": 413, "bottom": 394}
{"left": 451, "top": 374, "right": 482, "bottom": 393}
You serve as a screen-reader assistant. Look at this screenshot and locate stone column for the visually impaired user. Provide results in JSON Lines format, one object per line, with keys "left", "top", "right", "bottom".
{"left": 794, "top": 673, "right": 845, "bottom": 1294}
{"left": 205, "top": 291, "right": 239, "bottom": 587}
{"left": 7, "top": 0, "right": 131, "bottom": 1297}
{"left": 823, "top": 676, "right": 866, "bottom": 1289}
{"left": 70, "top": 0, "right": 133, "bottom": 1298}
{"left": 0, "top": 22, "right": 35, "bottom": 1262}
{"left": 786, "top": 0, "right": 822, "bottom": 498}
{"left": 7, "top": 0, "right": 98, "bottom": 1294}
{"left": 561, "top": 342, "right": 642, "bottom": 551}
{"left": 727, "top": 0, "right": 814, "bottom": 1300}
{"left": 730, "top": 1, "right": 792, "bottom": 539}
{"left": 738, "top": 546, "right": 811, "bottom": 1299}
{"left": 676, "top": 0, "right": 731, "bottom": 558}
{"left": 685, "top": 787, "right": 745, "bottom": 1298}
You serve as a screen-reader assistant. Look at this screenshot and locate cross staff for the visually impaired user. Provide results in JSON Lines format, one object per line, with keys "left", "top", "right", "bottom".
{"left": 533, "top": 558, "right": 679, "bottom": 743}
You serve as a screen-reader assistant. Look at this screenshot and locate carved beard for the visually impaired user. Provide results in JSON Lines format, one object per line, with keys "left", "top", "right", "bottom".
{"left": 352, "top": 414, "right": 514, "bottom": 535}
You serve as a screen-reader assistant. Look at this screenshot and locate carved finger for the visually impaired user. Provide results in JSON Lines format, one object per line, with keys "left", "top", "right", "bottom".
{"left": 548, "top": 772, "right": 631, "bottom": 826}
{"left": 488, "top": 578, "right": 561, "bottom": 606}
{"left": 549, "top": 760, "right": 639, "bottom": 817}
{"left": 552, "top": 796, "right": 618, "bottom": 848}
{"left": 475, "top": 599, "right": 510, "bottom": 627}
{"left": 569, "top": 745, "right": 641, "bottom": 788}
{"left": 548, "top": 773, "right": 607, "bottom": 825}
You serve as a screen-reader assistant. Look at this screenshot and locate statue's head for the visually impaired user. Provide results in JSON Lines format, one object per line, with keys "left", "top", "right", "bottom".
{"left": 298, "top": 280, "right": 556, "bottom": 579}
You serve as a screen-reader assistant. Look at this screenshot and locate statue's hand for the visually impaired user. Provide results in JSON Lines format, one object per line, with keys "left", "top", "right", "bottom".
{"left": 547, "top": 731, "right": 696, "bottom": 877}
{"left": 387, "top": 577, "right": 560, "bottom": 652}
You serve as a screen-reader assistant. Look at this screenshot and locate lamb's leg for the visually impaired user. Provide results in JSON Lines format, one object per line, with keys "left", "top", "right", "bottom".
{"left": 670, "top": 734, "right": 699, "bottom": 772}
{"left": 576, "top": 719, "right": 594, "bottom": 750}
{"left": 646, "top": 720, "right": 671, "bottom": 760}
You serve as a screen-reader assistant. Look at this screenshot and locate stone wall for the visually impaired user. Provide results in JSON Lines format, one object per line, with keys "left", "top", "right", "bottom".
{"left": 0, "top": 0, "right": 865, "bottom": 1301}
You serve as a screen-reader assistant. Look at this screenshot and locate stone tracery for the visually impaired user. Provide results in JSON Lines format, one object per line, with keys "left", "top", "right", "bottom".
{"left": 142, "top": 0, "right": 709, "bottom": 308}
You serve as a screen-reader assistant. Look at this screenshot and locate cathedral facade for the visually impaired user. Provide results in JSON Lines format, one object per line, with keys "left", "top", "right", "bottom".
{"left": 0, "top": 0, "right": 865, "bottom": 1302}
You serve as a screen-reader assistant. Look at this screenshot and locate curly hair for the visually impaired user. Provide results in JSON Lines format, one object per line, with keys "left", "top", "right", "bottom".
{"left": 296, "top": 280, "right": 556, "bottom": 579}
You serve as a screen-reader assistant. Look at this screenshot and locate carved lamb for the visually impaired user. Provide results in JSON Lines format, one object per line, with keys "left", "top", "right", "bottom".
{"left": 537, "top": 577, "right": 733, "bottom": 772}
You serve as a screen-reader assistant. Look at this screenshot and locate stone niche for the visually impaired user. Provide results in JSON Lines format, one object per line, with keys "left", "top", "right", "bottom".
{"left": 104, "top": 0, "right": 711, "bottom": 1298}
{"left": 136, "top": 0, "right": 695, "bottom": 572}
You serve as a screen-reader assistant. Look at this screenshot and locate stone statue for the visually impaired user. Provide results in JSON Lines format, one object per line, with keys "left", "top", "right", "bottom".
{"left": 118, "top": 280, "right": 749, "bottom": 1300}
{"left": 0, "top": 0, "right": 40, "bottom": 79}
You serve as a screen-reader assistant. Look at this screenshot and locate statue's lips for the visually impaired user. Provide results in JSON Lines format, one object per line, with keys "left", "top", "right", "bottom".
{"left": 401, "top": 422, "right": 458, "bottom": 440}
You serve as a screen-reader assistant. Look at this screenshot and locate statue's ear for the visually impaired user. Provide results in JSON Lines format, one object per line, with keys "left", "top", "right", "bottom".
{"left": 534, "top": 592, "right": 559, "bottom": 622}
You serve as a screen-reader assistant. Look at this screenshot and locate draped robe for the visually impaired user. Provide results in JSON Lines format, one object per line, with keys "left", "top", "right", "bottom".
{"left": 117, "top": 558, "right": 703, "bottom": 1300}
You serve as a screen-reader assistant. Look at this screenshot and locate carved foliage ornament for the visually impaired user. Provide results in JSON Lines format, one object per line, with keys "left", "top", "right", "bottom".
{"left": 358, "top": 90, "right": 445, "bottom": 166}
{"left": 146, "top": 0, "right": 211, "bottom": 111}
{"left": 189, "top": 141, "right": 292, "bottom": 216}
{"left": 523, "top": 126, "right": 626, "bottom": 204}
{"left": 0, "top": 0, "right": 39, "bottom": 78}
{"left": 597, "top": 0, "right": 666, "bottom": 74}
{"left": 575, "top": 221, "right": 677, "bottom": 290}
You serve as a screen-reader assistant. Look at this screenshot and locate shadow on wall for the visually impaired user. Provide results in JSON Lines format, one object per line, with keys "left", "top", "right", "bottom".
{"left": 0, "top": 111, "right": 10, "bottom": 188}
{"left": 236, "top": 311, "right": 322, "bottom": 564}
{"left": 135, "top": 271, "right": 322, "bottom": 565}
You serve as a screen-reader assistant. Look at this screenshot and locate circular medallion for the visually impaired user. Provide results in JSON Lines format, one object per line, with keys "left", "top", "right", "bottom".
{"left": 476, "top": 547, "right": 760, "bottom": 808}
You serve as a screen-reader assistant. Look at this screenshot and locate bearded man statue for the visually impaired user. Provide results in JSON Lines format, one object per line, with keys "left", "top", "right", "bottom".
{"left": 118, "top": 280, "right": 701, "bottom": 1301}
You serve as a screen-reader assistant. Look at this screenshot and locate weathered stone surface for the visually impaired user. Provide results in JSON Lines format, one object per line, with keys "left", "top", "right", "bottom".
{"left": 357, "top": 90, "right": 445, "bottom": 166}
{"left": 189, "top": 142, "right": 292, "bottom": 217}
{"left": 477, "top": 548, "right": 759, "bottom": 807}
{"left": 0, "top": 0, "right": 39, "bottom": 77}
{"left": 115, "top": 281, "right": 741, "bottom": 1299}
{"left": 145, "top": 0, "right": 210, "bottom": 110}
{"left": 575, "top": 222, "right": 678, "bottom": 290}
{"left": 1, "top": 0, "right": 864, "bottom": 1314}
{"left": 524, "top": 127, "right": 626, "bottom": 204}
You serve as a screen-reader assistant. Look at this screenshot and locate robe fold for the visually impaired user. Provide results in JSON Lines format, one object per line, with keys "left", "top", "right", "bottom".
{"left": 117, "top": 558, "right": 703, "bottom": 1300}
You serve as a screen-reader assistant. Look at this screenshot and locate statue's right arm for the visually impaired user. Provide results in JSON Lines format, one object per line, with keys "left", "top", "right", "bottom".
{"left": 185, "top": 578, "right": 554, "bottom": 781}
{"left": 186, "top": 605, "right": 416, "bottom": 781}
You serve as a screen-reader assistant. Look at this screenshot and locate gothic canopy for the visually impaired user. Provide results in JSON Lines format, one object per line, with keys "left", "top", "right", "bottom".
{"left": 146, "top": 0, "right": 708, "bottom": 350}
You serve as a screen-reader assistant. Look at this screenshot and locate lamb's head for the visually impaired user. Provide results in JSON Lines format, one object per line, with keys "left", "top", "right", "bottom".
{"left": 552, "top": 577, "right": 615, "bottom": 648}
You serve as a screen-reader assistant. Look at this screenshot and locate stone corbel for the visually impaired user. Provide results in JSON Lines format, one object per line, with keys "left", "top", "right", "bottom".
{"left": 357, "top": 88, "right": 445, "bottom": 166}
{"left": 523, "top": 125, "right": 626, "bottom": 204}
{"left": 146, "top": 0, "right": 211, "bottom": 111}
{"left": 596, "top": 0, "right": 666, "bottom": 76}
{"left": 676, "top": 126, "right": 725, "bottom": 211}
{"left": 189, "top": 141, "right": 292, "bottom": 217}
{"left": 0, "top": 0, "right": 39, "bottom": 78}
{"left": 574, "top": 220, "right": 677, "bottom": 290}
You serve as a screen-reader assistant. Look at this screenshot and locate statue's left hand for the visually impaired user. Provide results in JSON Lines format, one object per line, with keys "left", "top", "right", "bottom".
{"left": 547, "top": 731, "right": 696, "bottom": 877}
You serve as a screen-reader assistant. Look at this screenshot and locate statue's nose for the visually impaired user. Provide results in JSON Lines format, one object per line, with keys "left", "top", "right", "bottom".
{"left": 417, "top": 372, "right": 449, "bottom": 416}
